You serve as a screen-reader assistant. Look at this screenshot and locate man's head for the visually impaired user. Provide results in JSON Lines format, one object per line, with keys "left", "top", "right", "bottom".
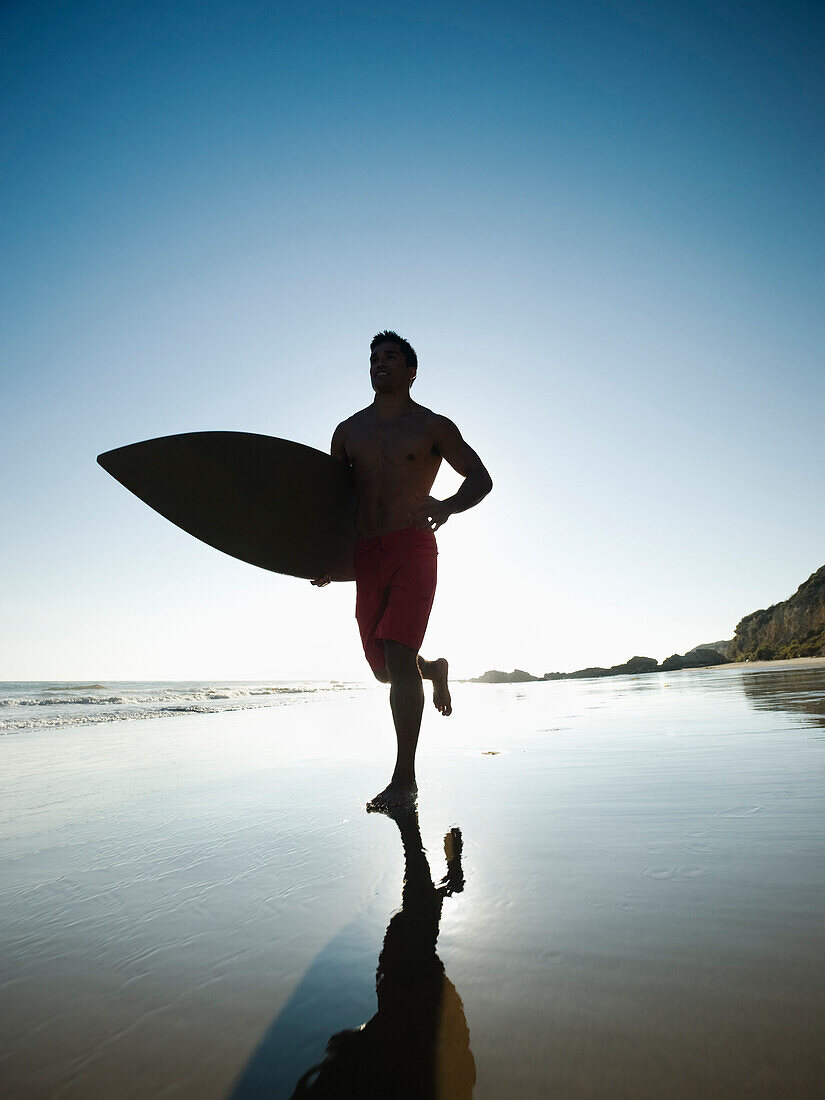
{"left": 369, "top": 330, "right": 418, "bottom": 392}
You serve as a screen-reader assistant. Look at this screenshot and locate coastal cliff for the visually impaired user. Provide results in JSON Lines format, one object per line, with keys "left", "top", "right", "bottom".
{"left": 472, "top": 562, "right": 825, "bottom": 682}
{"left": 728, "top": 565, "right": 825, "bottom": 661}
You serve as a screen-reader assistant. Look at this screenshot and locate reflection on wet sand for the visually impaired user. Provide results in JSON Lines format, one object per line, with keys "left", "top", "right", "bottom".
{"left": 229, "top": 809, "right": 475, "bottom": 1098}
{"left": 739, "top": 665, "right": 825, "bottom": 726}
{"left": 289, "top": 809, "right": 475, "bottom": 1098}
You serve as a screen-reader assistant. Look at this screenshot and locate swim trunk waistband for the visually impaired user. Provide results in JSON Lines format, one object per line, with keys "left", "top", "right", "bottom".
{"left": 354, "top": 526, "right": 438, "bottom": 553}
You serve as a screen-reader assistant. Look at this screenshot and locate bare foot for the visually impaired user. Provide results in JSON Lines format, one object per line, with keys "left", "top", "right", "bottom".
{"left": 432, "top": 657, "right": 452, "bottom": 716}
{"left": 366, "top": 780, "right": 418, "bottom": 813}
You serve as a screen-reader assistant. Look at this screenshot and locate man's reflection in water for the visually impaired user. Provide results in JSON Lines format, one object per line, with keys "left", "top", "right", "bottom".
{"left": 291, "top": 809, "right": 475, "bottom": 1099}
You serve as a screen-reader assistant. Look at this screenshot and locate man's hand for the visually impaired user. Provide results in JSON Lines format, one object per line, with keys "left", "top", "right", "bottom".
{"left": 410, "top": 496, "right": 452, "bottom": 532}
{"left": 311, "top": 575, "right": 332, "bottom": 587}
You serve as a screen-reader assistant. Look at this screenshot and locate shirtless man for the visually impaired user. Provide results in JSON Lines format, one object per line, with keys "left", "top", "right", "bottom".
{"left": 312, "top": 331, "right": 492, "bottom": 811}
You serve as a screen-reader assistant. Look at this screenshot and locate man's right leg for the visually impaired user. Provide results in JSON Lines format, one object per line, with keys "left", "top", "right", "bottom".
{"left": 368, "top": 640, "right": 424, "bottom": 811}
{"left": 418, "top": 656, "right": 452, "bottom": 716}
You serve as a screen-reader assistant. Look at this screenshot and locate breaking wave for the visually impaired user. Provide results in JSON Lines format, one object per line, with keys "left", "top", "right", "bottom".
{"left": 0, "top": 681, "right": 366, "bottom": 734}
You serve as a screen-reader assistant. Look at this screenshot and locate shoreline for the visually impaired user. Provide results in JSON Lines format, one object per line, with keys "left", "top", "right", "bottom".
{"left": 709, "top": 654, "right": 825, "bottom": 671}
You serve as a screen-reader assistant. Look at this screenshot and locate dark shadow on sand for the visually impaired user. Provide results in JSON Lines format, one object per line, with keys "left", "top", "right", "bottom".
{"left": 229, "top": 809, "right": 474, "bottom": 1099}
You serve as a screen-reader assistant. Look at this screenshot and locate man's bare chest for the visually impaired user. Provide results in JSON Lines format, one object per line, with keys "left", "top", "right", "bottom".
{"left": 346, "top": 421, "right": 438, "bottom": 472}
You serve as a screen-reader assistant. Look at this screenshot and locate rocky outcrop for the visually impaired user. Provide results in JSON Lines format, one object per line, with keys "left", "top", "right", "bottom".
{"left": 561, "top": 655, "right": 661, "bottom": 680}
{"left": 728, "top": 565, "right": 825, "bottom": 661}
{"left": 470, "top": 669, "right": 542, "bottom": 683}
{"left": 659, "top": 648, "right": 728, "bottom": 672}
{"left": 482, "top": 651, "right": 724, "bottom": 683}
{"left": 615, "top": 656, "right": 660, "bottom": 675}
{"left": 688, "top": 639, "right": 734, "bottom": 659}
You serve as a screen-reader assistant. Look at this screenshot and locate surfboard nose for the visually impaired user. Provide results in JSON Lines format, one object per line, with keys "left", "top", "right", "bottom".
{"left": 96, "top": 432, "right": 357, "bottom": 580}
{"left": 97, "top": 448, "right": 119, "bottom": 474}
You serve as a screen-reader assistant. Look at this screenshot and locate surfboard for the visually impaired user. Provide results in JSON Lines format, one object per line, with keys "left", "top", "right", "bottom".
{"left": 97, "top": 432, "right": 357, "bottom": 581}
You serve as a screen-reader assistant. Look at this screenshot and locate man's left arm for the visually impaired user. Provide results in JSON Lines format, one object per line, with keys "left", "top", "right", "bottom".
{"left": 411, "top": 416, "right": 493, "bottom": 531}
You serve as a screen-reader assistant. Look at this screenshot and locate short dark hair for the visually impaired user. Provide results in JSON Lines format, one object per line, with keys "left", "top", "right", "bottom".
{"left": 370, "top": 330, "right": 418, "bottom": 379}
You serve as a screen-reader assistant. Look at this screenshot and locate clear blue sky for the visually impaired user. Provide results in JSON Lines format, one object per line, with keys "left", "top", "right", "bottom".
{"left": 2, "top": 0, "right": 823, "bottom": 680}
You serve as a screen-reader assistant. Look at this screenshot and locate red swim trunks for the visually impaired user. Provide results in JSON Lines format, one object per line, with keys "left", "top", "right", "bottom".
{"left": 354, "top": 527, "right": 438, "bottom": 673}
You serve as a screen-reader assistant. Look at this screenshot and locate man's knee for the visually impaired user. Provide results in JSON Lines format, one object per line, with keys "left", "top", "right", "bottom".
{"left": 383, "top": 640, "right": 420, "bottom": 679}
{"left": 372, "top": 666, "right": 390, "bottom": 684}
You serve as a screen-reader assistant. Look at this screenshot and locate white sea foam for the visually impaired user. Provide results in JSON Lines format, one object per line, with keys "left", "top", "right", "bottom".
{"left": 0, "top": 680, "right": 366, "bottom": 734}
{"left": 0, "top": 688, "right": 305, "bottom": 707}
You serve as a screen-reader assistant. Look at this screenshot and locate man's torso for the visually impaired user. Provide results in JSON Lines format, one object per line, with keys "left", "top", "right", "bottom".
{"left": 340, "top": 404, "right": 443, "bottom": 538}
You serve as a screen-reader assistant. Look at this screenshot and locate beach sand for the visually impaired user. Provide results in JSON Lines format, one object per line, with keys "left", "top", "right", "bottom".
{"left": 3, "top": 661, "right": 825, "bottom": 1097}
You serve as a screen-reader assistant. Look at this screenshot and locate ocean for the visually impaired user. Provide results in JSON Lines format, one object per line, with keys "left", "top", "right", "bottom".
{"left": 0, "top": 679, "right": 369, "bottom": 734}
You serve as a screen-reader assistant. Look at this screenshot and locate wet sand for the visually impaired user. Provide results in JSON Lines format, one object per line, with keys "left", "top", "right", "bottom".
{"left": 3, "top": 661, "right": 825, "bottom": 1097}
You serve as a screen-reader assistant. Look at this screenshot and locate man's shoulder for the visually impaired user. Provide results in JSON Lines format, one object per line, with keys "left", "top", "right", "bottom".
{"left": 336, "top": 406, "right": 373, "bottom": 433}
{"left": 415, "top": 406, "right": 459, "bottom": 437}
{"left": 409, "top": 402, "right": 451, "bottom": 427}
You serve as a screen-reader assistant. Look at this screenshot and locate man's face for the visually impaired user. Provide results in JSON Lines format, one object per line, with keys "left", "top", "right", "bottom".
{"left": 369, "top": 341, "right": 414, "bottom": 393}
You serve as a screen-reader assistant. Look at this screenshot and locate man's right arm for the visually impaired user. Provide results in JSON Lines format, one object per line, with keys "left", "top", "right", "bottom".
{"left": 311, "top": 421, "right": 349, "bottom": 587}
{"left": 330, "top": 421, "right": 348, "bottom": 463}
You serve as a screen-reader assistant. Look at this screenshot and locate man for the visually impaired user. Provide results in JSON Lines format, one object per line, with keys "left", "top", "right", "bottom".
{"left": 312, "top": 331, "right": 492, "bottom": 810}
